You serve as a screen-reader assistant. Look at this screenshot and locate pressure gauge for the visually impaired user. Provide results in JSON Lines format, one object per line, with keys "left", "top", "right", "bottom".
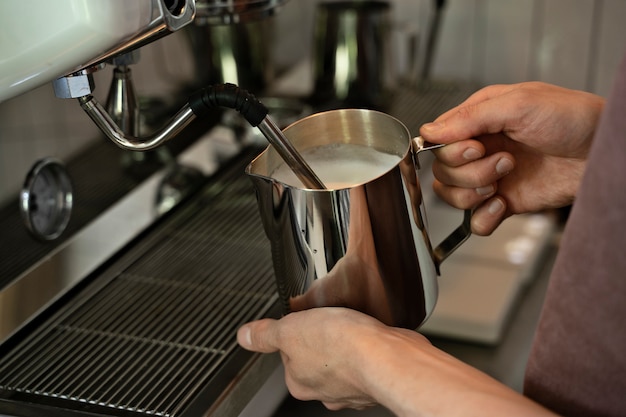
{"left": 20, "top": 158, "right": 73, "bottom": 241}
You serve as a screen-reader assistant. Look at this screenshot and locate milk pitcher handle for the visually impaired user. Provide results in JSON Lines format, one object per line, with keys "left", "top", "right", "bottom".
{"left": 412, "top": 136, "right": 472, "bottom": 273}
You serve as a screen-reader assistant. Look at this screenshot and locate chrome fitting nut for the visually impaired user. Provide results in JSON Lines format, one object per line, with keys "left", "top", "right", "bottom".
{"left": 107, "top": 49, "right": 141, "bottom": 67}
{"left": 52, "top": 73, "right": 95, "bottom": 98}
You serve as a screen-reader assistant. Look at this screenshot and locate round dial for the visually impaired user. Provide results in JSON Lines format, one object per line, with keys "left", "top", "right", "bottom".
{"left": 20, "top": 158, "right": 73, "bottom": 241}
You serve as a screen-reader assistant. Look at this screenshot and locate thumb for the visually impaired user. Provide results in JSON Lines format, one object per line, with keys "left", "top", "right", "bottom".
{"left": 420, "top": 101, "right": 506, "bottom": 145}
{"left": 420, "top": 85, "right": 519, "bottom": 144}
{"left": 237, "top": 319, "right": 280, "bottom": 353}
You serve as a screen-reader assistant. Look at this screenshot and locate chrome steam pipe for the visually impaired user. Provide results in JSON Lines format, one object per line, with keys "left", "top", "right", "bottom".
{"left": 79, "top": 95, "right": 197, "bottom": 151}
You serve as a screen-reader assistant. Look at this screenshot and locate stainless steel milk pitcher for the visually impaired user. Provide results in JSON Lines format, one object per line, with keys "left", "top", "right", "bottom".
{"left": 246, "top": 109, "right": 471, "bottom": 329}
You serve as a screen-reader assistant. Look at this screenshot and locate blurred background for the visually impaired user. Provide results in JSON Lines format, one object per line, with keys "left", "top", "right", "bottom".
{"left": 1, "top": 0, "right": 624, "bottom": 206}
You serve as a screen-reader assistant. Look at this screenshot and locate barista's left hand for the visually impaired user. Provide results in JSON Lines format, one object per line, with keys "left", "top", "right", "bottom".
{"left": 237, "top": 308, "right": 387, "bottom": 410}
{"left": 237, "top": 308, "right": 558, "bottom": 417}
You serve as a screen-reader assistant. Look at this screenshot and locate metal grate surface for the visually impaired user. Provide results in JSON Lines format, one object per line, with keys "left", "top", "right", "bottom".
{"left": 0, "top": 148, "right": 277, "bottom": 417}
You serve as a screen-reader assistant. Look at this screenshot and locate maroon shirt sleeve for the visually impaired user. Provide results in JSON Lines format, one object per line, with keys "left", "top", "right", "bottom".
{"left": 524, "top": 50, "right": 626, "bottom": 416}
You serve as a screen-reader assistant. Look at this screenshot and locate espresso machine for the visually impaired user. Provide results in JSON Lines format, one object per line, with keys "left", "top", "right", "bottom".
{"left": 0, "top": 1, "right": 560, "bottom": 416}
{"left": 0, "top": 1, "right": 292, "bottom": 416}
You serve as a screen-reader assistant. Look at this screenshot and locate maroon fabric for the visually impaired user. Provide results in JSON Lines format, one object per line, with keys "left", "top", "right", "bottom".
{"left": 523, "top": 53, "right": 626, "bottom": 415}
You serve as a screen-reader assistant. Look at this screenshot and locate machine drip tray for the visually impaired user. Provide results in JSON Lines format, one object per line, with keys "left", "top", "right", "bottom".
{"left": 0, "top": 148, "right": 281, "bottom": 417}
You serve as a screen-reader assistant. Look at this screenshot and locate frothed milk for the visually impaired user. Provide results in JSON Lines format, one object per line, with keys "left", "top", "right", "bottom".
{"left": 270, "top": 143, "right": 402, "bottom": 189}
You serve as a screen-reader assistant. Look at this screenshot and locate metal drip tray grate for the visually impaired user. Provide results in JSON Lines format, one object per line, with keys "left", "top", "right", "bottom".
{"left": 0, "top": 149, "right": 278, "bottom": 417}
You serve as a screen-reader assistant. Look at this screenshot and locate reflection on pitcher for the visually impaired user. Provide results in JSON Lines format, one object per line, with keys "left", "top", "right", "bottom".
{"left": 288, "top": 187, "right": 393, "bottom": 325}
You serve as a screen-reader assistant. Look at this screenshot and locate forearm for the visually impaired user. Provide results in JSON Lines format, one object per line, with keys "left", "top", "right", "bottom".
{"left": 355, "top": 328, "right": 558, "bottom": 417}
{"left": 238, "top": 308, "right": 560, "bottom": 415}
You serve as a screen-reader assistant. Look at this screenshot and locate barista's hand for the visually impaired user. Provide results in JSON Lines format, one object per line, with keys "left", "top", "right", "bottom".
{"left": 237, "top": 308, "right": 558, "bottom": 416}
{"left": 238, "top": 308, "right": 386, "bottom": 410}
{"left": 419, "top": 82, "right": 604, "bottom": 235}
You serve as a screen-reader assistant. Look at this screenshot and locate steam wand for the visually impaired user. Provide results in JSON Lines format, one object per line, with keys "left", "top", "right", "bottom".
{"left": 77, "top": 83, "right": 326, "bottom": 189}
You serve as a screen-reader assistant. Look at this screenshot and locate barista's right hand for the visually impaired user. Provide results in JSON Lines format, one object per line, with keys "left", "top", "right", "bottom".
{"left": 419, "top": 82, "right": 605, "bottom": 235}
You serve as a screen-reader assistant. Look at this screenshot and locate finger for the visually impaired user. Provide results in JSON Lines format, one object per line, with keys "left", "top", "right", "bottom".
{"left": 432, "top": 152, "right": 515, "bottom": 189}
{"left": 419, "top": 86, "right": 525, "bottom": 144}
{"left": 237, "top": 319, "right": 280, "bottom": 353}
{"left": 433, "top": 180, "right": 496, "bottom": 210}
{"left": 431, "top": 139, "right": 485, "bottom": 167}
{"left": 429, "top": 84, "right": 515, "bottom": 123}
{"left": 470, "top": 196, "right": 508, "bottom": 236}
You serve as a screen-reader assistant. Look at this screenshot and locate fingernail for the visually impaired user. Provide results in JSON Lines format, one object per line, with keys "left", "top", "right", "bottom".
{"left": 421, "top": 122, "right": 442, "bottom": 132}
{"left": 488, "top": 198, "right": 504, "bottom": 215}
{"left": 463, "top": 147, "right": 482, "bottom": 161}
{"left": 496, "top": 158, "right": 514, "bottom": 175}
{"left": 476, "top": 185, "right": 495, "bottom": 196}
{"left": 238, "top": 325, "right": 252, "bottom": 348}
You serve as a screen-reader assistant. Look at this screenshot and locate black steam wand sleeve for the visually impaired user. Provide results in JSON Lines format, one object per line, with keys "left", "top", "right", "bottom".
{"left": 188, "top": 83, "right": 268, "bottom": 127}
{"left": 188, "top": 83, "right": 326, "bottom": 189}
